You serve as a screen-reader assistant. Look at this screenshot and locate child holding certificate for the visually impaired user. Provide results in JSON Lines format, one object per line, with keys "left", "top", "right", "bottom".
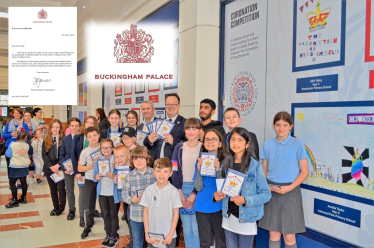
{"left": 31, "top": 129, "right": 44, "bottom": 185}
{"left": 213, "top": 127, "right": 271, "bottom": 248}
{"left": 122, "top": 146, "right": 156, "bottom": 248}
{"left": 93, "top": 138, "right": 121, "bottom": 248}
{"left": 258, "top": 112, "right": 308, "bottom": 248}
{"left": 121, "top": 126, "right": 137, "bottom": 151}
{"left": 5, "top": 128, "right": 33, "bottom": 208}
{"left": 100, "top": 109, "right": 122, "bottom": 147}
{"left": 59, "top": 117, "right": 81, "bottom": 221}
{"left": 140, "top": 158, "right": 183, "bottom": 248}
{"left": 77, "top": 127, "right": 101, "bottom": 239}
{"left": 194, "top": 130, "right": 226, "bottom": 248}
{"left": 171, "top": 118, "right": 203, "bottom": 248}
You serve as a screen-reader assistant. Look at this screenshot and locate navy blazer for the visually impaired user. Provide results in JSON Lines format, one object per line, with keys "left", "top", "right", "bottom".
{"left": 144, "top": 115, "right": 187, "bottom": 164}
{"left": 71, "top": 133, "right": 84, "bottom": 175}
{"left": 59, "top": 134, "right": 73, "bottom": 173}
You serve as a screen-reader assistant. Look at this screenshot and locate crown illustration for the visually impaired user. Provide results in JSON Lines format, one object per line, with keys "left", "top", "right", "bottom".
{"left": 237, "top": 81, "right": 250, "bottom": 104}
{"left": 205, "top": 160, "right": 212, "bottom": 166}
{"left": 163, "top": 125, "right": 168, "bottom": 131}
{"left": 120, "top": 175, "right": 125, "bottom": 180}
{"left": 229, "top": 179, "right": 238, "bottom": 187}
{"left": 113, "top": 137, "right": 118, "bottom": 141}
{"left": 58, "top": 173, "right": 62, "bottom": 177}
{"left": 38, "top": 9, "right": 48, "bottom": 19}
{"left": 306, "top": 1, "right": 331, "bottom": 31}
{"left": 154, "top": 238, "right": 160, "bottom": 243}
{"left": 139, "top": 136, "right": 143, "bottom": 140}
{"left": 101, "top": 165, "right": 107, "bottom": 169}
{"left": 113, "top": 24, "right": 155, "bottom": 63}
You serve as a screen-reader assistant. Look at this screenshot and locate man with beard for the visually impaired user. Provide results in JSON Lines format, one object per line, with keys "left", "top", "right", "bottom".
{"left": 199, "top": 99, "right": 226, "bottom": 139}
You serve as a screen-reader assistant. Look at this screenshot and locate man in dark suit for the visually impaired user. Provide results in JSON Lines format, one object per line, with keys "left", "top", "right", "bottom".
{"left": 144, "top": 93, "right": 187, "bottom": 162}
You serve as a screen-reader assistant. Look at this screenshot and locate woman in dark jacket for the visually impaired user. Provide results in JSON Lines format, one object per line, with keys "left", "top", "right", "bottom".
{"left": 42, "top": 119, "right": 66, "bottom": 216}
{"left": 96, "top": 108, "right": 110, "bottom": 131}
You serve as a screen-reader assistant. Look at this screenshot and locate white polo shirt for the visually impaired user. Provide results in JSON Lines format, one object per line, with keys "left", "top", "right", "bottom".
{"left": 139, "top": 182, "right": 182, "bottom": 238}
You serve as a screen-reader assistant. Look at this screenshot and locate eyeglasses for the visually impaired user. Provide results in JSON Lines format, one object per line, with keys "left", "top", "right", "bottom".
{"left": 100, "top": 147, "right": 113, "bottom": 151}
{"left": 204, "top": 138, "right": 218, "bottom": 143}
{"left": 165, "top": 103, "right": 178, "bottom": 108}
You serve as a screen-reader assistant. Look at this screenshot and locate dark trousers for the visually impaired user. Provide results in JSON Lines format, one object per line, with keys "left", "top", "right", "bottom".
{"left": 196, "top": 211, "right": 226, "bottom": 248}
{"left": 6, "top": 155, "right": 10, "bottom": 179}
{"left": 45, "top": 173, "right": 66, "bottom": 209}
{"left": 9, "top": 177, "right": 27, "bottom": 199}
{"left": 84, "top": 179, "right": 97, "bottom": 229}
{"left": 99, "top": 195, "right": 119, "bottom": 237}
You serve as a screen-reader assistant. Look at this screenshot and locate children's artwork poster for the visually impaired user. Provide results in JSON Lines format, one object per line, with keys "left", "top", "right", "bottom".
{"left": 148, "top": 81, "right": 160, "bottom": 92}
{"left": 115, "top": 81, "right": 122, "bottom": 96}
{"left": 136, "top": 130, "right": 148, "bottom": 146}
{"left": 117, "top": 169, "right": 129, "bottom": 190}
{"left": 124, "top": 82, "right": 132, "bottom": 95}
{"left": 79, "top": 82, "right": 83, "bottom": 106}
{"left": 135, "top": 81, "right": 145, "bottom": 94}
{"left": 83, "top": 81, "right": 87, "bottom": 106}
{"left": 98, "top": 159, "right": 110, "bottom": 176}
{"left": 148, "top": 233, "right": 167, "bottom": 248}
{"left": 155, "top": 108, "right": 166, "bottom": 119}
{"left": 292, "top": 0, "right": 346, "bottom": 72}
{"left": 292, "top": 101, "right": 374, "bottom": 246}
{"left": 200, "top": 153, "right": 217, "bottom": 177}
{"left": 78, "top": 111, "right": 84, "bottom": 123}
{"left": 110, "top": 133, "right": 121, "bottom": 147}
{"left": 84, "top": 111, "right": 87, "bottom": 120}
{"left": 366, "top": 0, "right": 374, "bottom": 62}
{"left": 118, "top": 108, "right": 129, "bottom": 128}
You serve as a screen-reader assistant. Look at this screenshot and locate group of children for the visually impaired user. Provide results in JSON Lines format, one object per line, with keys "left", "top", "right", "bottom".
{"left": 4, "top": 106, "right": 308, "bottom": 248}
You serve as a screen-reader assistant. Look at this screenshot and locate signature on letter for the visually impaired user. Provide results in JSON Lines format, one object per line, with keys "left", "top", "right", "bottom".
{"left": 33, "top": 77, "right": 53, "bottom": 88}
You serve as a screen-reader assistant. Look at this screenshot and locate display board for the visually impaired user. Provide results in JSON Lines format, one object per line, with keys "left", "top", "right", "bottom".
{"left": 264, "top": 0, "right": 374, "bottom": 246}
{"left": 221, "top": 0, "right": 267, "bottom": 146}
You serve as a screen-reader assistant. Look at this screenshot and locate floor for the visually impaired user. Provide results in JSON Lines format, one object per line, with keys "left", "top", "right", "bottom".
{"left": 0, "top": 157, "right": 132, "bottom": 248}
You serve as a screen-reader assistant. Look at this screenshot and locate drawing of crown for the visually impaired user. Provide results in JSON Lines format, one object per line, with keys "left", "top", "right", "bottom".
{"left": 229, "top": 179, "right": 237, "bottom": 187}
{"left": 113, "top": 24, "right": 155, "bottom": 63}
{"left": 154, "top": 238, "right": 160, "bottom": 243}
{"left": 205, "top": 160, "right": 212, "bottom": 166}
{"left": 163, "top": 126, "right": 167, "bottom": 131}
{"left": 120, "top": 175, "right": 125, "bottom": 180}
{"left": 113, "top": 137, "right": 117, "bottom": 141}
{"left": 102, "top": 165, "right": 107, "bottom": 169}
{"left": 139, "top": 136, "right": 143, "bottom": 140}
{"left": 306, "top": 1, "right": 331, "bottom": 30}
{"left": 58, "top": 174, "right": 62, "bottom": 177}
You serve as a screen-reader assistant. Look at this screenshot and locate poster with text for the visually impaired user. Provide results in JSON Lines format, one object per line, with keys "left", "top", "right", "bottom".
{"left": 223, "top": 0, "right": 267, "bottom": 146}
{"left": 292, "top": 0, "right": 346, "bottom": 72}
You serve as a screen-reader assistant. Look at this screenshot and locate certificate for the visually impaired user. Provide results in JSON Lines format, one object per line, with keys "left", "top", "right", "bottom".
{"left": 110, "top": 132, "right": 121, "bottom": 147}
{"left": 90, "top": 150, "right": 102, "bottom": 161}
{"left": 221, "top": 169, "right": 246, "bottom": 197}
{"left": 157, "top": 120, "right": 174, "bottom": 137}
{"left": 50, "top": 171, "right": 65, "bottom": 183}
{"left": 9, "top": 7, "right": 77, "bottom": 105}
{"left": 117, "top": 169, "right": 130, "bottom": 190}
{"left": 136, "top": 130, "right": 148, "bottom": 146}
{"left": 136, "top": 188, "right": 146, "bottom": 197}
{"left": 77, "top": 176, "right": 85, "bottom": 186}
{"left": 200, "top": 153, "right": 217, "bottom": 177}
{"left": 97, "top": 159, "right": 110, "bottom": 176}
{"left": 148, "top": 232, "right": 167, "bottom": 248}
{"left": 62, "top": 158, "right": 74, "bottom": 175}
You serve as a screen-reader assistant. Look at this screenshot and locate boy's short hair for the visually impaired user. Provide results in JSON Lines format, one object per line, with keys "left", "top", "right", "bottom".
{"left": 84, "top": 127, "right": 99, "bottom": 137}
{"left": 68, "top": 117, "right": 82, "bottom": 126}
{"left": 200, "top": 98, "right": 216, "bottom": 110}
{"left": 130, "top": 146, "right": 152, "bottom": 168}
{"left": 223, "top": 107, "right": 240, "bottom": 118}
{"left": 100, "top": 138, "right": 114, "bottom": 147}
{"left": 114, "top": 145, "right": 130, "bottom": 154}
{"left": 153, "top": 158, "right": 172, "bottom": 171}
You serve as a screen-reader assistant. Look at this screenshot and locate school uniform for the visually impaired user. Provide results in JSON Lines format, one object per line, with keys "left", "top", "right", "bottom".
{"left": 59, "top": 134, "right": 76, "bottom": 215}
{"left": 42, "top": 135, "right": 66, "bottom": 212}
{"left": 258, "top": 135, "right": 307, "bottom": 234}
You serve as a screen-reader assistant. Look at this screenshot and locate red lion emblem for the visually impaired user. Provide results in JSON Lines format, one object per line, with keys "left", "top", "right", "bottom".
{"left": 231, "top": 75, "right": 255, "bottom": 113}
{"left": 113, "top": 24, "right": 155, "bottom": 63}
{"left": 38, "top": 9, "right": 48, "bottom": 19}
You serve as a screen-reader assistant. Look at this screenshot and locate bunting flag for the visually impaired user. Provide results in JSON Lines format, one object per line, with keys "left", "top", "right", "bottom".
{"left": 300, "top": 5, "right": 304, "bottom": 13}
{"left": 310, "top": 0, "right": 314, "bottom": 3}
{"left": 305, "top": 1, "right": 309, "bottom": 7}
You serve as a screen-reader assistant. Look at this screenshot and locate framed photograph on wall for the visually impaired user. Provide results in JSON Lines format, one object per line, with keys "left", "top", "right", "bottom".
{"left": 155, "top": 108, "right": 166, "bottom": 119}
{"left": 148, "top": 81, "right": 160, "bottom": 92}
{"left": 115, "top": 81, "right": 122, "bottom": 96}
{"left": 117, "top": 108, "right": 129, "bottom": 128}
{"left": 135, "top": 82, "right": 145, "bottom": 94}
{"left": 124, "top": 82, "right": 132, "bottom": 95}
{"left": 292, "top": 0, "right": 346, "bottom": 72}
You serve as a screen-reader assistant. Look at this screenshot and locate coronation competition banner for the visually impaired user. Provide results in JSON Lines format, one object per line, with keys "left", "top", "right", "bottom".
{"left": 222, "top": 0, "right": 267, "bottom": 146}
{"left": 266, "top": 0, "right": 374, "bottom": 246}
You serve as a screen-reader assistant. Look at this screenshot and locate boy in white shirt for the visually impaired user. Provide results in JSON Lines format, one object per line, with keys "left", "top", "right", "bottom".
{"left": 140, "top": 157, "right": 182, "bottom": 248}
